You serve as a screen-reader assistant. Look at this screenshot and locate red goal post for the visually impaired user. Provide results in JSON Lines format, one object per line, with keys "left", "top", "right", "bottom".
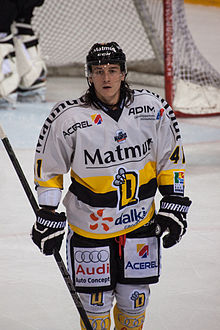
{"left": 163, "top": 0, "right": 174, "bottom": 108}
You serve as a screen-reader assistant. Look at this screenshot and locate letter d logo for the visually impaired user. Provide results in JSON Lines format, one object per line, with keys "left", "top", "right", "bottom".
{"left": 134, "top": 293, "right": 145, "bottom": 308}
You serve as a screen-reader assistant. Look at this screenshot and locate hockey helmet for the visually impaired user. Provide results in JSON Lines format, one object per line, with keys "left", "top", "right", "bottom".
{"left": 85, "top": 42, "right": 127, "bottom": 77}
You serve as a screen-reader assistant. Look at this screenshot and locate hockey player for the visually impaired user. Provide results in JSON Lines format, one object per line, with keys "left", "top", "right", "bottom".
{"left": 0, "top": 0, "right": 46, "bottom": 105}
{"left": 31, "top": 42, "right": 192, "bottom": 330}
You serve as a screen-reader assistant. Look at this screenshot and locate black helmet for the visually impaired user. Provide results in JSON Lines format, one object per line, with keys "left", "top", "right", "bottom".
{"left": 85, "top": 42, "right": 127, "bottom": 77}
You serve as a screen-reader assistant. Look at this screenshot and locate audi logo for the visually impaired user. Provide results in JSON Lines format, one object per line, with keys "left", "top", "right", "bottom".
{"left": 119, "top": 315, "right": 145, "bottom": 328}
{"left": 81, "top": 316, "right": 110, "bottom": 329}
{"left": 74, "top": 249, "right": 109, "bottom": 263}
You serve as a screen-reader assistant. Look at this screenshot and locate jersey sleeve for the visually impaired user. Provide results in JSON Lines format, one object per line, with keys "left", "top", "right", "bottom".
{"left": 34, "top": 103, "right": 75, "bottom": 208}
{"left": 156, "top": 104, "right": 185, "bottom": 196}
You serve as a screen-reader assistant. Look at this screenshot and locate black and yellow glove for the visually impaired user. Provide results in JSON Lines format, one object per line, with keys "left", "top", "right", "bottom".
{"left": 155, "top": 195, "right": 192, "bottom": 248}
{"left": 31, "top": 209, "right": 66, "bottom": 255}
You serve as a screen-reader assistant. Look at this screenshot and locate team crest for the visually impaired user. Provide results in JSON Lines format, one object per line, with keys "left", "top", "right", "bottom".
{"left": 113, "top": 167, "right": 139, "bottom": 211}
{"left": 130, "top": 291, "right": 146, "bottom": 309}
{"left": 114, "top": 129, "right": 127, "bottom": 144}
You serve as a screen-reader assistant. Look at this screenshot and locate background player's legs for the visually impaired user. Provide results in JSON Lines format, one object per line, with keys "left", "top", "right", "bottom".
{"left": 0, "top": 33, "right": 19, "bottom": 104}
{"left": 0, "top": 0, "right": 18, "bottom": 33}
{"left": 13, "top": 0, "right": 47, "bottom": 102}
{"left": 15, "top": 0, "right": 45, "bottom": 24}
{"left": 12, "top": 20, "right": 47, "bottom": 102}
{"left": 0, "top": 0, "right": 19, "bottom": 104}
{"left": 0, "top": 0, "right": 46, "bottom": 104}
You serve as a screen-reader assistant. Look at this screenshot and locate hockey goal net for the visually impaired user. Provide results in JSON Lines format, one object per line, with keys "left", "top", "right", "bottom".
{"left": 32, "top": 0, "right": 220, "bottom": 117}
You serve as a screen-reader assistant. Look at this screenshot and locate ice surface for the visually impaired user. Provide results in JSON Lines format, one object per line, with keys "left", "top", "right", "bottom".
{"left": 1, "top": 3, "right": 220, "bottom": 330}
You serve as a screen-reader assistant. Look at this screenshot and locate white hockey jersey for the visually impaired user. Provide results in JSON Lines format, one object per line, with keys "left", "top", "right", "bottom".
{"left": 34, "top": 89, "right": 186, "bottom": 239}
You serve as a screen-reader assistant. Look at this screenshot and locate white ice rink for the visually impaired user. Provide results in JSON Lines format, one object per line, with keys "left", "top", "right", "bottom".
{"left": 1, "top": 3, "right": 220, "bottom": 330}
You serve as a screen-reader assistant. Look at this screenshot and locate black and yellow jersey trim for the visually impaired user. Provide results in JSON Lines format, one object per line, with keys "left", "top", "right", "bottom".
{"left": 34, "top": 174, "right": 63, "bottom": 189}
{"left": 69, "top": 202, "right": 155, "bottom": 239}
{"left": 69, "top": 162, "right": 157, "bottom": 207}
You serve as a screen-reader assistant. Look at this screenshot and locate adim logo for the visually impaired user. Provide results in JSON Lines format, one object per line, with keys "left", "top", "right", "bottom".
{"left": 137, "top": 244, "right": 149, "bottom": 258}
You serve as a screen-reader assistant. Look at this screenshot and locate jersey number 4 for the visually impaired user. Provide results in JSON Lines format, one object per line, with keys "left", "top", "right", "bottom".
{"left": 169, "top": 146, "right": 185, "bottom": 164}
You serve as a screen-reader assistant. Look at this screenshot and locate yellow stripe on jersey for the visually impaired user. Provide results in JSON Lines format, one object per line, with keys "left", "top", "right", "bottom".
{"left": 34, "top": 174, "right": 63, "bottom": 189}
{"left": 70, "top": 169, "right": 116, "bottom": 193}
{"left": 69, "top": 203, "right": 155, "bottom": 239}
{"left": 70, "top": 161, "right": 157, "bottom": 193}
{"left": 157, "top": 169, "right": 185, "bottom": 186}
{"left": 139, "top": 161, "right": 157, "bottom": 185}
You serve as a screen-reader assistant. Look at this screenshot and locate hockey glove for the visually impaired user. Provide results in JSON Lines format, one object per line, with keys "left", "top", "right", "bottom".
{"left": 155, "top": 195, "right": 192, "bottom": 248}
{"left": 31, "top": 209, "right": 66, "bottom": 255}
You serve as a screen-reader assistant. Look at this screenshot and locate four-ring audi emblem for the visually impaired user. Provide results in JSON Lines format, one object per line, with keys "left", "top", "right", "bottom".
{"left": 74, "top": 249, "right": 109, "bottom": 263}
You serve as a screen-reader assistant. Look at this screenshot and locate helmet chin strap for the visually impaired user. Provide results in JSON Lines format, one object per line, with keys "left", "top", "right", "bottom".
{"left": 84, "top": 63, "right": 89, "bottom": 78}
{"left": 86, "top": 77, "right": 91, "bottom": 87}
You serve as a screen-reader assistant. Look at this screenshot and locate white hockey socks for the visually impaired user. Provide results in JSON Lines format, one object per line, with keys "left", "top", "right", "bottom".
{"left": 0, "top": 33, "right": 19, "bottom": 102}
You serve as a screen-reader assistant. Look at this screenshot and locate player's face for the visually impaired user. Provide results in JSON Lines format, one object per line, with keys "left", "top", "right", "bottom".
{"left": 90, "top": 64, "right": 125, "bottom": 105}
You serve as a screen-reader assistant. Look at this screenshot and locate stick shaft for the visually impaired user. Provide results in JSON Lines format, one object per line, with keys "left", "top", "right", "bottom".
{"left": 1, "top": 136, "right": 39, "bottom": 212}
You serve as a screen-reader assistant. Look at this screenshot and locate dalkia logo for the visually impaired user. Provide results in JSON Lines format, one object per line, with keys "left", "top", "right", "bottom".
{"left": 91, "top": 114, "right": 103, "bottom": 125}
{"left": 137, "top": 244, "right": 149, "bottom": 258}
{"left": 89, "top": 209, "right": 113, "bottom": 232}
{"left": 115, "top": 207, "right": 147, "bottom": 226}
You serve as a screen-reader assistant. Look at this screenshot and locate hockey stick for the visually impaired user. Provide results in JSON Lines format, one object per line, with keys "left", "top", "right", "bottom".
{"left": 0, "top": 125, "right": 93, "bottom": 330}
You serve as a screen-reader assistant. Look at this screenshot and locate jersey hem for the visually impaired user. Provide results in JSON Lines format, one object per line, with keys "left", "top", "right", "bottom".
{"left": 68, "top": 203, "right": 155, "bottom": 239}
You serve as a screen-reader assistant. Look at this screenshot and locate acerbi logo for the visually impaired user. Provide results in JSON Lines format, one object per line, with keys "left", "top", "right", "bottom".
{"left": 125, "top": 242, "right": 158, "bottom": 272}
{"left": 125, "top": 260, "right": 158, "bottom": 270}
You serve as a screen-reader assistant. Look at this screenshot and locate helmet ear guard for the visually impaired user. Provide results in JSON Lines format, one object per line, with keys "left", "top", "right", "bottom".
{"left": 85, "top": 42, "right": 127, "bottom": 78}
{"left": 84, "top": 63, "right": 89, "bottom": 78}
